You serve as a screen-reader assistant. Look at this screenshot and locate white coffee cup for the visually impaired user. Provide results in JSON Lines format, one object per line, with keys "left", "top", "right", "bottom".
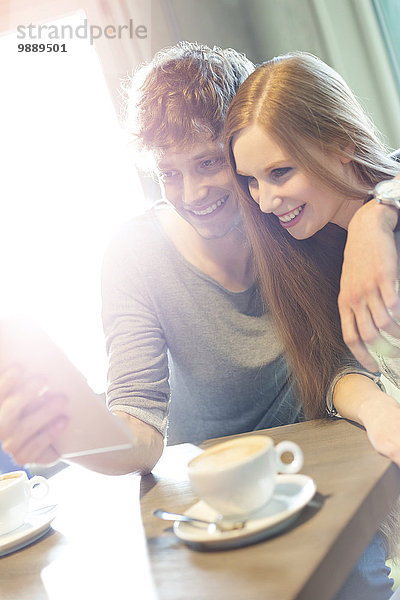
{"left": 188, "top": 435, "right": 303, "bottom": 517}
{"left": 0, "top": 471, "right": 50, "bottom": 536}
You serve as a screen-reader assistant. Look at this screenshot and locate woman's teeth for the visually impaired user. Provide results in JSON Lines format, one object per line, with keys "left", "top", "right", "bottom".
{"left": 278, "top": 205, "right": 304, "bottom": 223}
{"left": 192, "top": 196, "right": 227, "bottom": 216}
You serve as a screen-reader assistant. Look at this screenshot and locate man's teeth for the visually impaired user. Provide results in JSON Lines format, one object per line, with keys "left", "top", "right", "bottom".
{"left": 278, "top": 205, "right": 304, "bottom": 223}
{"left": 192, "top": 196, "right": 227, "bottom": 216}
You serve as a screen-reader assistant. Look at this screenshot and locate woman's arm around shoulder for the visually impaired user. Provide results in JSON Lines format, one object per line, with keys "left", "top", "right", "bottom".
{"left": 339, "top": 175, "right": 400, "bottom": 371}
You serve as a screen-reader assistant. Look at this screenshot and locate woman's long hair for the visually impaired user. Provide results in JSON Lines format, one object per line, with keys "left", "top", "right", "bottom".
{"left": 225, "top": 52, "right": 399, "bottom": 418}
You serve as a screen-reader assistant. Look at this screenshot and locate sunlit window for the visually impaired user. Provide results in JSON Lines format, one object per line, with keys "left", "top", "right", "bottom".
{"left": 0, "top": 11, "right": 147, "bottom": 391}
{"left": 373, "top": 0, "right": 400, "bottom": 92}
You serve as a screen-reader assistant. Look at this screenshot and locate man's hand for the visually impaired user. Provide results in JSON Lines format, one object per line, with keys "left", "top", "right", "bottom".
{"left": 339, "top": 192, "right": 400, "bottom": 371}
{"left": 0, "top": 367, "right": 68, "bottom": 466}
{"left": 0, "top": 366, "right": 164, "bottom": 475}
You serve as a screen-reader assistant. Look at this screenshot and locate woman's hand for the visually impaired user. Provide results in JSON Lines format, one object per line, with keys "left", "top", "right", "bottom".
{"left": 358, "top": 391, "right": 400, "bottom": 466}
{"left": 0, "top": 367, "right": 69, "bottom": 466}
{"left": 333, "top": 373, "right": 400, "bottom": 466}
{"left": 339, "top": 191, "right": 400, "bottom": 371}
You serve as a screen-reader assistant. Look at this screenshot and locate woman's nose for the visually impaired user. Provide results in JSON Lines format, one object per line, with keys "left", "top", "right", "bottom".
{"left": 258, "top": 190, "right": 283, "bottom": 214}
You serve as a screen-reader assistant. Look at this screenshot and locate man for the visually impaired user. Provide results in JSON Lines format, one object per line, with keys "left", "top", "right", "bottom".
{"left": 0, "top": 42, "right": 399, "bottom": 477}
{"left": 0, "top": 42, "right": 300, "bottom": 474}
{"left": 0, "top": 41, "right": 398, "bottom": 600}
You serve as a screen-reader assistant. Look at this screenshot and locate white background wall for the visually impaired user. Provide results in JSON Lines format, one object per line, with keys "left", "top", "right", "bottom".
{"left": 151, "top": 0, "right": 400, "bottom": 148}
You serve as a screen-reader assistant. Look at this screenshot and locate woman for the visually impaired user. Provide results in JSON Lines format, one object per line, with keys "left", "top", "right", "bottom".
{"left": 225, "top": 52, "right": 400, "bottom": 600}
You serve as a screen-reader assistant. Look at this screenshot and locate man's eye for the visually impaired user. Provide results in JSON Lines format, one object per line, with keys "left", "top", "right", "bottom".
{"left": 270, "top": 167, "right": 292, "bottom": 181}
{"left": 159, "top": 170, "right": 179, "bottom": 183}
{"left": 201, "top": 157, "right": 225, "bottom": 169}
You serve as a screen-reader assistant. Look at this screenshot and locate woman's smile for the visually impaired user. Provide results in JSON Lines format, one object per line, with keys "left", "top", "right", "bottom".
{"left": 275, "top": 204, "right": 305, "bottom": 227}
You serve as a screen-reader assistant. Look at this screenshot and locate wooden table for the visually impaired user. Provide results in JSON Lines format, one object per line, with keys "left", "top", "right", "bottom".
{"left": 1, "top": 419, "right": 399, "bottom": 600}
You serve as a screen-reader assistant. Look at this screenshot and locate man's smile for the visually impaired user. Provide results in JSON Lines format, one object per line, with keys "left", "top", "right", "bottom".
{"left": 188, "top": 194, "right": 229, "bottom": 216}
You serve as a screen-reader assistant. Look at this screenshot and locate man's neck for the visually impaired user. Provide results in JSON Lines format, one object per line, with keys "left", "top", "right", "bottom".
{"left": 156, "top": 206, "right": 254, "bottom": 292}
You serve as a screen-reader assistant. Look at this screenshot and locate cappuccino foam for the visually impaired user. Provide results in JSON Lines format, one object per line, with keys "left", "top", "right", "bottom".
{"left": 190, "top": 436, "right": 270, "bottom": 472}
{"left": 0, "top": 474, "right": 21, "bottom": 489}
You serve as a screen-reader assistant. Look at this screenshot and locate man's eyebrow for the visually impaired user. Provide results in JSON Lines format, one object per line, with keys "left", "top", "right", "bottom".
{"left": 193, "top": 150, "right": 222, "bottom": 160}
{"left": 158, "top": 150, "right": 223, "bottom": 169}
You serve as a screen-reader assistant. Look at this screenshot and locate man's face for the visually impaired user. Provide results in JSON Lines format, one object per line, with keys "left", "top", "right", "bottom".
{"left": 157, "top": 137, "right": 241, "bottom": 239}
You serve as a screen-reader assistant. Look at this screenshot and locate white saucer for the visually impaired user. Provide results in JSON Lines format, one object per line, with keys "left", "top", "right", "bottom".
{"left": 0, "top": 504, "right": 58, "bottom": 557}
{"left": 174, "top": 474, "right": 316, "bottom": 550}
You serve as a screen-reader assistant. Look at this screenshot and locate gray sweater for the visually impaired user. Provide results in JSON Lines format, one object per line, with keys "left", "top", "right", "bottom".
{"left": 101, "top": 205, "right": 302, "bottom": 445}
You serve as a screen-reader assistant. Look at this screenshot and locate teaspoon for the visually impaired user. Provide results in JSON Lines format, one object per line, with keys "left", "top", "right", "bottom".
{"left": 153, "top": 508, "right": 246, "bottom": 532}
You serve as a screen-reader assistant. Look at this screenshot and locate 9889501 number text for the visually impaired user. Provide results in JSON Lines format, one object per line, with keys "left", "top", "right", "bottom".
{"left": 18, "top": 44, "right": 67, "bottom": 52}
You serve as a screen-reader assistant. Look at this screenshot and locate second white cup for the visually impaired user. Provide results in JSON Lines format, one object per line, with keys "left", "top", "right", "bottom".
{"left": 0, "top": 471, "right": 50, "bottom": 536}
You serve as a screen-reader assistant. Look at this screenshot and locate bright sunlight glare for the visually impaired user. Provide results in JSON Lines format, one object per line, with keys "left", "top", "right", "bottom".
{"left": 0, "top": 11, "right": 147, "bottom": 391}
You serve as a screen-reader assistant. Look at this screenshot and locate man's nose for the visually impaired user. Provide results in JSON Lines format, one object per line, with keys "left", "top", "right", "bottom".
{"left": 183, "top": 176, "right": 208, "bottom": 206}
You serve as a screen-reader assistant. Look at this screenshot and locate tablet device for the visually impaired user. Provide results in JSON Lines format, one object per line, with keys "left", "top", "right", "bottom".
{"left": 0, "top": 317, "right": 135, "bottom": 459}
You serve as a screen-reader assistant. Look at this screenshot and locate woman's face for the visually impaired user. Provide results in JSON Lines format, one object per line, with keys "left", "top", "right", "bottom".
{"left": 232, "top": 123, "right": 359, "bottom": 239}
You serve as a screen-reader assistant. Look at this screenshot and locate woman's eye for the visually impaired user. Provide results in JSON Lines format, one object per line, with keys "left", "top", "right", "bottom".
{"left": 270, "top": 167, "right": 292, "bottom": 181}
{"left": 246, "top": 177, "right": 259, "bottom": 202}
{"left": 247, "top": 176, "right": 258, "bottom": 189}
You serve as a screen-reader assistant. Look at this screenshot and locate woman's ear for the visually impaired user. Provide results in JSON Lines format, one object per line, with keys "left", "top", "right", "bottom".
{"left": 339, "top": 142, "right": 355, "bottom": 164}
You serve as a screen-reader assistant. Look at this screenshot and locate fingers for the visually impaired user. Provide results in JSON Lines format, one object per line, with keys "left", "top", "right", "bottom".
{"left": 364, "top": 290, "right": 400, "bottom": 339}
{"left": 2, "top": 392, "right": 66, "bottom": 451}
{"left": 380, "top": 279, "right": 400, "bottom": 325}
{"left": 385, "top": 445, "right": 400, "bottom": 468}
{"left": 339, "top": 283, "right": 400, "bottom": 368}
{"left": 353, "top": 303, "right": 400, "bottom": 359}
{"left": 367, "top": 432, "right": 400, "bottom": 468}
{"left": 339, "top": 204, "right": 400, "bottom": 363}
{"left": 361, "top": 391, "right": 400, "bottom": 467}
{"left": 5, "top": 415, "right": 68, "bottom": 466}
{"left": 340, "top": 307, "right": 379, "bottom": 371}
{"left": 0, "top": 376, "right": 47, "bottom": 432}
{"left": 0, "top": 365, "right": 24, "bottom": 403}
{"left": 0, "top": 373, "right": 69, "bottom": 466}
